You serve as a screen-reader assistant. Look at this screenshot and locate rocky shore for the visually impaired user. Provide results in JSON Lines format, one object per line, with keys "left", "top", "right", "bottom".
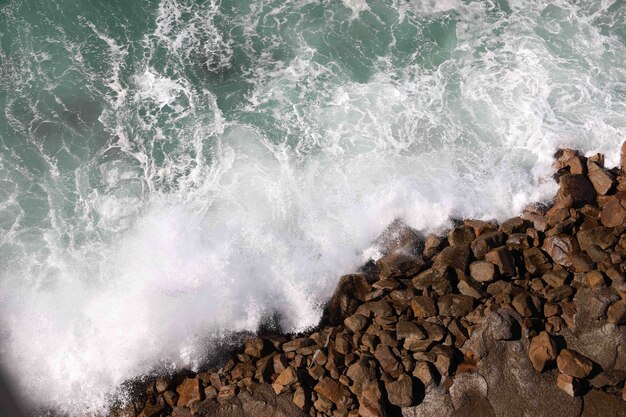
{"left": 108, "top": 145, "right": 626, "bottom": 417}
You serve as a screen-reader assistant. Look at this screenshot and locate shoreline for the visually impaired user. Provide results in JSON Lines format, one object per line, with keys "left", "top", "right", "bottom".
{"left": 102, "top": 145, "right": 626, "bottom": 417}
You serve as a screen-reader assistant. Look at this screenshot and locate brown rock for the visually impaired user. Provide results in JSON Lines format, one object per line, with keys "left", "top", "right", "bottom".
{"left": 376, "top": 219, "right": 422, "bottom": 255}
{"left": 358, "top": 380, "right": 386, "bottom": 417}
{"left": 464, "top": 219, "right": 498, "bottom": 236}
{"left": 577, "top": 226, "right": 617, "bottom": 253}
{"left": 469, "top": 261, "right": 498, "bottom": 283}
{"left": 344, "top": 314, "right": 368, "bottom": 333}
{"left": 176, "top": 378, "right": 202, "bottom": 408}
{"left": 274, "top": 366, "right": 298, "bottom": 387}
{"left": 282, "top": 338, "right": 315, "bottom": 353}
{"left": 585, "top": 271, "right": 606, "bottom": 289}
{"left": 314, "top": 377, "right": 352, "bottom": 407}
{"left": 448, "top": 226, "right": 476, "bottom": 247}
{"left": 397, "top": 320, "right": 428, "bottom": 350}
{"left": 484, "top": 247, "right": 515, "bottom": 275}
{"left": 377, "top": 252, "right": 426, "bottom": 278}
{"left": 528, "top": 331, "right": 558, "bottom": 372}
{"left": 601, "top": 197, "right": 626, "bottom": 227}
{"left": 523, "top": 247, "right": 552, "bottom": 276}
{"left": 437, "top": 294, "right": 475, "bottom": 318}
{"left": 217, "top": 384, "right": 237, "bottom": 401}
{"left": 588, "top": 161, "right": 615, "bottom": 195}
{"left": 555, "top": 174, "right": 597, "bottom": 208}
{"left": 385, "top": 374, "right": 415, "bottom": 407}
{"left": 410, "top": 296, "right": 438, "bottom": 318}
{"left": 293, "top": 387, "right": 306, "bottom": 409}
{"left": 424, "top": 234, "right": 445, "bottom": 258}
{"left": 412, "top": 361, "right": 437, "bottom": 385}
{"left": 506, "top": 233, "right": 530, "bottom": 250}
{"left": 512, "top": 292, "right": 540, "bottom": 317}
{"left": 244, "top": 338, "right": 270, "bottom": 359}
{"left": 607, "top": 300, "right": 626, "bottom": 325}
{"left": 374, "top": 345, "right": 403, "bottom": 379}
{"left": 435, "top": 245, "right": 471, "bottom": 272}
{"left": 543, "top": 234, "right": 580, "bottom": 269}
{"left": 139, "top": 401, "right": 164, "bottom": 417}
{"left": 326, "top": 274, "right": 371, "bottom": 324}
{"left": 557, "top": 349, "right": 594, "bottom": 379}
{"left": 556, "top": 373, "right": 581, "bottom": 397}
{"left": 346, "top": 359, "right": 377, "bottom": 396}
{"left": 471, "top": 231, "right": 506, "bottom": 260}
{"left": 412, "top": 266, "right": 453, "bottom": 295}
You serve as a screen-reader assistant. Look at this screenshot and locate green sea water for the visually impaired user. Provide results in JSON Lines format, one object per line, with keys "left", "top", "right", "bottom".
{"left": 1, "top": 0, "right": 626, "bottom": 414}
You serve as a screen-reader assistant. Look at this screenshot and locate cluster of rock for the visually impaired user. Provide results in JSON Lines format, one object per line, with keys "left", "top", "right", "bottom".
{"left": 109, "top": 146, "right": 626, "bottom": 417}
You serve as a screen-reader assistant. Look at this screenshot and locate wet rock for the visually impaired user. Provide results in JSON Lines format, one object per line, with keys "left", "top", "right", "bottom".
{"left": 424, "top": 234, "right": 445, "bottom": 258}
{"left": 588, "top": 161, "right": 616, "bottom": 195}
{"left": 448, "top": 226, "right": 476, "bottom": 247}
{"left": 412, "top": 266, "right": 453, "bottom": 295}
{"left": 410, "top": 296, "right": 438, "bottom": 318}
{"left": 435, "top": 246, "right": 471, "bottom": 273}
{"left": 384, "top": 374, "right": 415, "bottom": 407}
{"left": 138, "top": 400, "right": 164, "bottom": 417}
{"left": 344, "top": 313, "right": 368, "bottom": 333}
{"left": 528, "top": 331, "right": 558, "bottom": 372}
{"left": 484, "top": 247, "right": 515, "bottom": 276}
{"left": 523, "top": 247, "right": 552, "bottom": 276}
{"left": 471, "top": 232, "right": 506, "bottom": 260}
{"left": 608, "top": 300, "right": 626, "bottom": 325}
{"left": 506, "top": 233, "right": 530, "bottom": 250}
{"left": 543, "top": 234, "right": 581, "bottom": 269}
{"left": 282, "top": 338, "right": 315, "bottom": 353}
{"left": 555, "top": 174, "right": 597, "bottom": 208}
{"left": 577, "top": 226, "right": 617, "bottom": 253}
{"left": 464, "top": 219, "right": 498, "bottom": 237}
{"left": 469, "top": 261, "right": 497, "bottom": 283}
{"left": 377, "top": 252, "right": 426, "bottom": 278}
{"left": 376, "top": 219, "right": 423, "bottom": 255}
{"left": 177, "top": 378, "right": 202, "bottom": 408}
{"left": 557, "top": 349, "right": 594, "bottom": 379}
{"left": 326, "top": 274, "right": 371, "bottom": 325}
{"left": 274, "top": 366, "right": 298, "bottom": 388}
{"left": 437, "top": 295, "right": 475, "bottom": 318}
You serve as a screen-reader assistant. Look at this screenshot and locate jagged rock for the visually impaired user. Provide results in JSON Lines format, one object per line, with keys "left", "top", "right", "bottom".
{"left": 555, "top": 174, "right": 597, "bottom": 208}
{"left": 344, "top": 313, "right": 368, "bottom": 333}
{"left": 488, "top": 309, "right": 519, "bottom": 341}
{"left": 384, "top": 374, "right": 415, "bottom": 407}
{"left": 528, "top": 331, "right": 558, "bottom": 372}
{"left": 464, "top": 219, "right": 498, "bottom": 236}
{"left": 506, "top": 233, "right": 530, "bottom": 249}
{"left": 396, "top": 319, "right": 427, "bottom": 349}
{"left": 448, "top": 226, "right": 476, "bottom": 247}
{"left": 543, "top": 234, "right": 580, "bottom": 269}
{"left": 358, "top": 380, "right": 386, "bottom": 417}
{"left": 282, "top": 338, "right": 315, "bottom": 353}
{"left": 435, "top": 245, "right": 471, "bottom": 272}
{"left": 376, "top": 219, "right": 423, "bottom": 255}
{"left": 588, "top": 161, "right": 616, "bottom": 195}
{"left": 500, "top": 217, "right": 531, "bottom": 235}
{"left": 512, "top": 292, "right": 540, "bottom": 317}
{"left": 410, "top": 296, "right": 438, "bottom": 318}
{"left": 412, "top": 361, "right": 437, "bottom": 386}
{"left": 577, "top": 226, "right": 616, "bottom": 253}
{"left": 469, "top": 261, "right": 497, "bottom": 283}
{"left": 581, "top": 390, "right": 626, "bottom": 417}
{"left": 437, "top": 294, "right": 475, "bottom": 318}
{"left": 556, "top": 373, "right": 580, "bottom": 397}
{"left": 424, "top": 234, "right": 445, "bottom": 258}
{"left": 608, "top": 300, "right": 626, "bottom": 325}
{"left": 377, "top": 252, "right": 426, "bottom": 278}
{"left": 177, "top": 378, "right": 202, "bottom": 408}
{"left": 471, "top": 232, "right": 506, "bottom": 260}
{"left": 484, "top": 247, "right": 515, "bottom": 275}
{"left": 326, "top": 274, "right": 371, "bottom": 324}
{"left": 314, "top": 377, "right": 352, "bottom": 407}
{"left": 523, "top": 247, "right": 552, "bottom": 276}
{"left": 412, "top": 266, "right": 453, "bottom": 295}
{"left": 557, "top": 349, "right": 594, "bottom": 379}
{"left": 346, "top": 359, "right": 377, "bottom": 396}
{"left": 590, "top": 369, "right": 626, "bottom": 388}
{"left": 374, "top": 345, "right": 403, "bottom": 379}
{"left": 139, "top": 400, "right": 165, "bottom": 417}
{"left": 600, "top": 197, "right": 626, "bottom": 227}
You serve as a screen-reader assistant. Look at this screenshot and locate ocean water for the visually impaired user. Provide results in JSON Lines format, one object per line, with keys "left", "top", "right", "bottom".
{"left": 1, "top": 0, "right": 626, "bottom": 414}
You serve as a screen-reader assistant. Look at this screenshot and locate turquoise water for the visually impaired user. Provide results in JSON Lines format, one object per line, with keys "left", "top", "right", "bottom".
{"left": 1, "top": 0, "right": 626, "bottom": 414}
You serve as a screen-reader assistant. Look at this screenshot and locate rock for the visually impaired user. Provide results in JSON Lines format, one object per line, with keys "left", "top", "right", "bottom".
{"left": 346, "top": 359, "right": 377, "bottom": 396}
{"left": 464, "top": 219, "right": 498, "bottom": 236}
{"left": 412, "top": 266, "right": 453, "bottom": 295}
{"left": 397, "top": 319, "right": 427, "bottom": 342}
{"left": 528, "top": 331, "right": 558, "bottom": 372}
{"left": 523, "top": 248, "right": 552, "bottom": 276}
{"left": 556, "top": 373, "right": 581, "bottom": 397}
{"left": 374, "top": 345, "right": 403, "bottom": 379}
{"left": 577, "top": 226, "right": 617, "bottom": 253}
{"left": 155, "top": 377, "right": 169, "bottom": 393}
{"left": 314, "top": 377, "right": 352, "bottom": 407}
{"left": 448, "top": 226, "right": 476, "bottom": 247}
{"left": 585, "top": 271, "right": 606, "bottom": 289}
{"left": 500, "top": 217, "right": 531, "bottom": 235}
{"left": 601, "top": 197, "right": 626, "bottom": 228}
{"left": 484, "top": 247, "right": 515, "bottom": 276}
{"left": 244, "top": 338, "right": 271, "bottom": 359}
{"left": 377, "top": 252, "right": 426, "bottom": 278}
{"left": 344, "top": 314, "right": 368, "bottom": 333}
{"left": 512, "top": 292, "right": 540, "bottom": 317}
{"left": 282, "top": 338, "right": 315, "bottom": 353}
{"left": 412, "top": 361, "right": 437, "bottom": 386}
{"left": 555, "top": 174, "right": 597, "bottom": 208}
{"left": 376, "top": 219, "right": 423, "bottom": 255}
{"left": 326, "top": 274, "right": 371, "bottom": 324}
{"left": 543, "top": 234, "right": 581, "bottom": 269}
{"left": 424, "top": 234, "right": 445, "bottom": 258}
{"left": 471, "top": 232, "right": 506, "bottom": 260}
{"left": 589, "top": 369, "right": 626, "bottom": 388}
{"left": 176, "top": 378, "right": 202, "bottom": 408}
{"left": 411, "top": 296, "right": 438, "bottom": 318}
{"left": 138, "top": 401, "right": 165, "bottom": 417}
{"left": 488, "top": 309, "right": 519, "bottom": 341}
{"left": 435, "top": 245, "right": 471, "bottom": 272}
{"left": 293, "top": 387, "right": 306, "bottom": 409}
{"left": 608, "top": 300, "right": 626, "bottom": 325}
{"left": 469, "top": 261, "right": 498, "bottom": 283}
{"left": 437, "top": 294, "right": 475, "bottom": 318}
{"left": 385, "top": 374, "right": 415, "bottom": 407}
{"left": 274, "top": 366, "right": 298, "bottom": 387}
{"left": 588, "top": 161, "right": 616, "bottom": 195}
{"left": 506, "top": 233, "right": 530, "bottom": 249}
{"left": 358, "top": 380, "right": 386, "bottom": 417}
{"left": 581, "top": 389, "right": 626, "bottom": 417}
{"left": 218, "top": 384, "right": 237, "bottom": 401}
{"left": 557, "top": 349, "right": 594, "bottom": 379}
